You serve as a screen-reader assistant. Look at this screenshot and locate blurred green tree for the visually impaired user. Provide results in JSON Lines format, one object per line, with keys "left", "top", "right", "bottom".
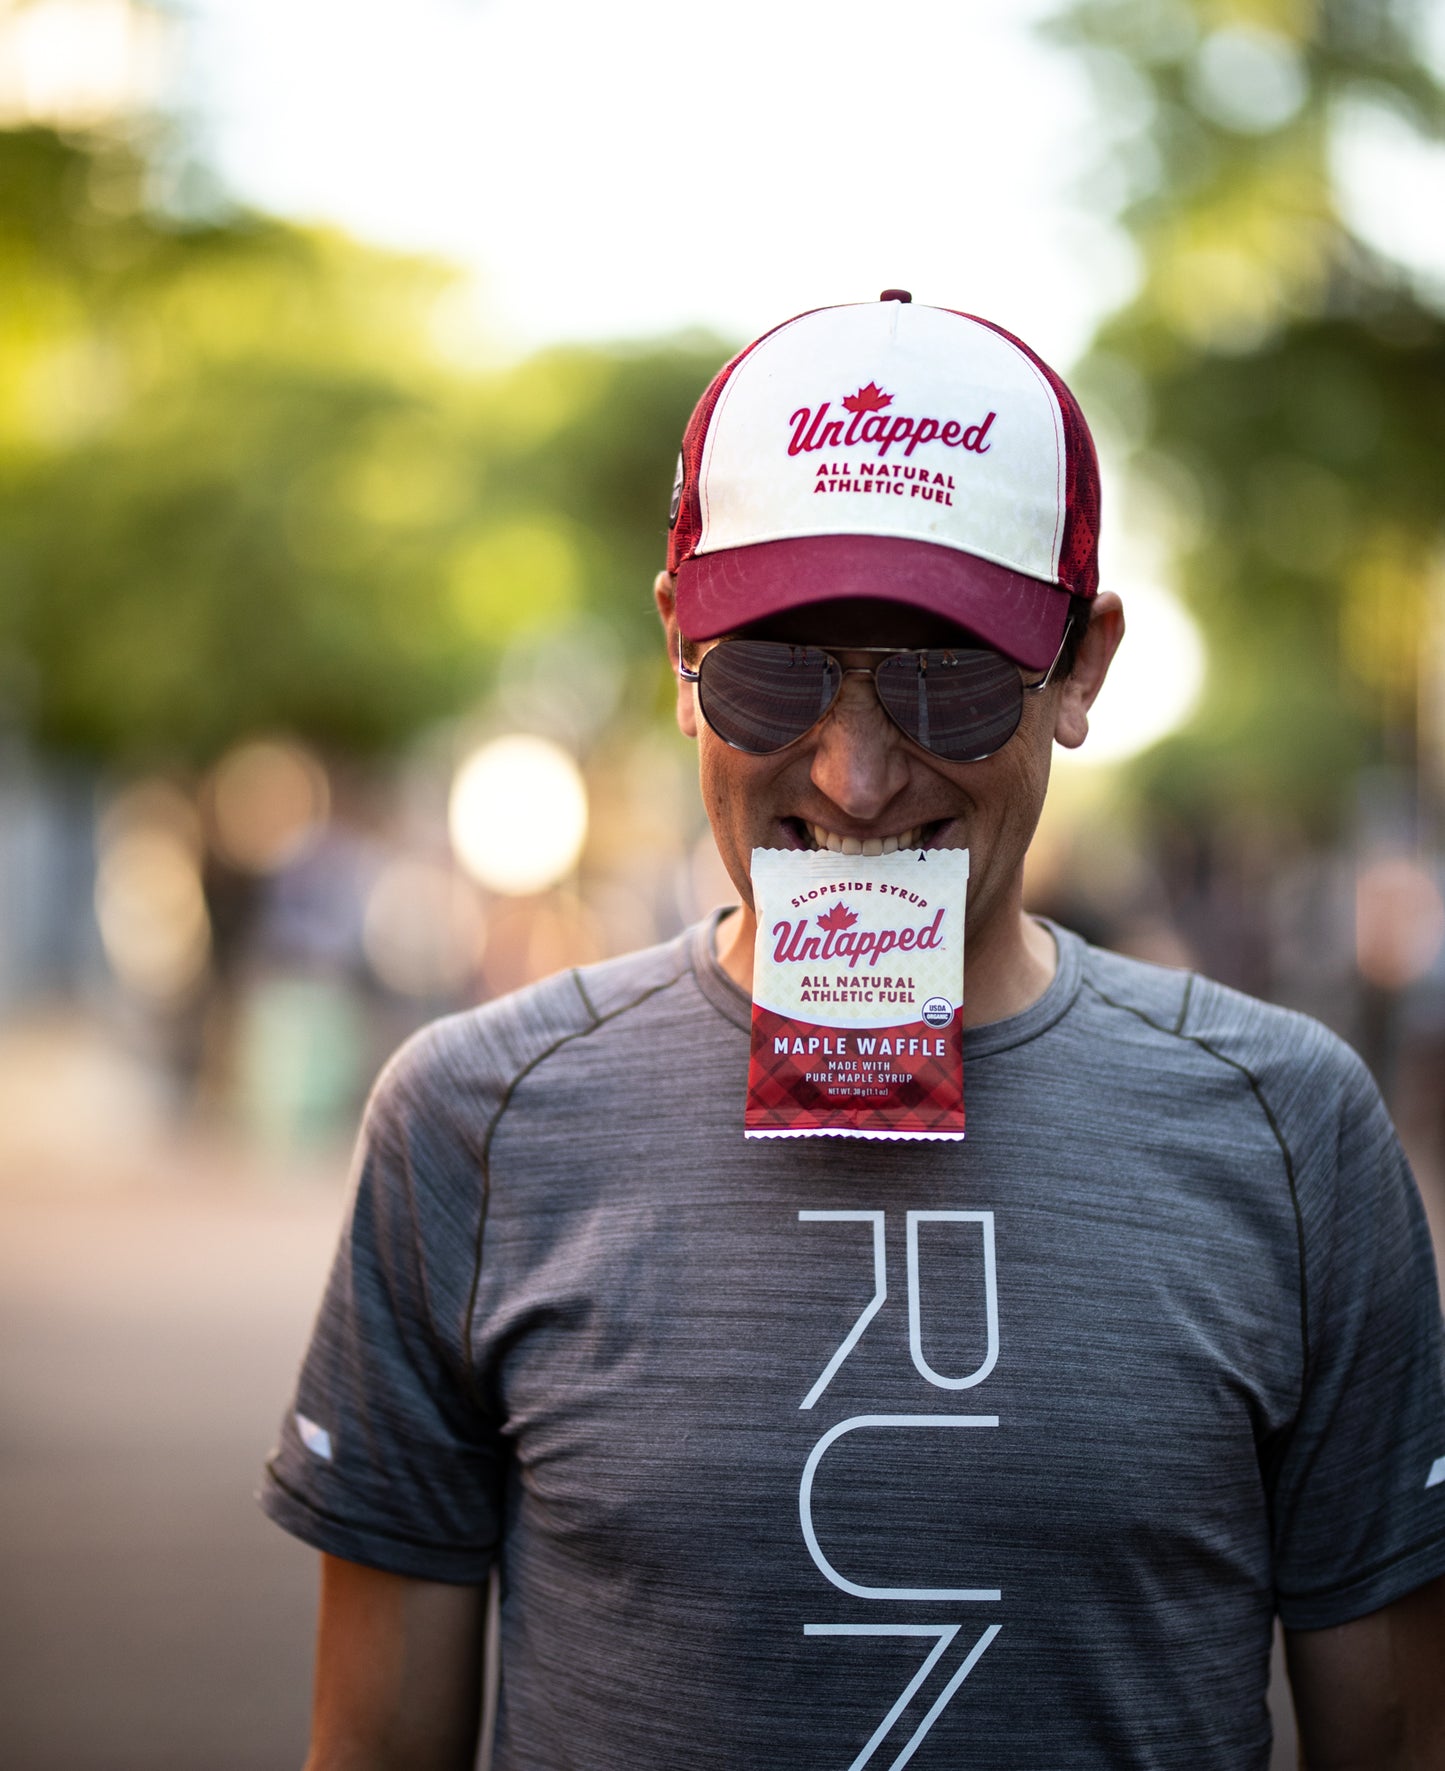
{"left": 0, "top": 126, "right": 725, "bottom": 764}
{"left": 1049, "top": 0, "right": 1445, "bottom": 829}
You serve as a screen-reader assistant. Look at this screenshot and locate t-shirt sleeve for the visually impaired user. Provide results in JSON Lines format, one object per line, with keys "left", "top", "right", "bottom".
{"left": 1269, "top": 1051, "right": 1445, "bottom": 1629}
{"left": 259, "top": 1025, "right": 505, "bottom": 1583}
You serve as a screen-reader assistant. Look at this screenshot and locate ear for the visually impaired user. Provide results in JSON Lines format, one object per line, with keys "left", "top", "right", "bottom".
{"left": 654, "top": 569, "right": 699, "bottom": 740}
{"left": 1054, "top": 592, "right": 1125, "bottom": 750}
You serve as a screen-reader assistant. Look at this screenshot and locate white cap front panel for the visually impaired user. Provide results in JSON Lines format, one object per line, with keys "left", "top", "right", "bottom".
{"left": 696, "top": 303, "right": 1067, "bottom": 583}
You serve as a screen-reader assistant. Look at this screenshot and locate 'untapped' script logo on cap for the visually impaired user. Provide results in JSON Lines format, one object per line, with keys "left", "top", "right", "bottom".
{"left": 788, "top": 383, "right": 996, "bottom": 462}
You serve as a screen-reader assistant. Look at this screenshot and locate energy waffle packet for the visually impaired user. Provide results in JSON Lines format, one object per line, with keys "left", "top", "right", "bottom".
{"left": 745, "top": 845, "right": 969, "bottom": 1140}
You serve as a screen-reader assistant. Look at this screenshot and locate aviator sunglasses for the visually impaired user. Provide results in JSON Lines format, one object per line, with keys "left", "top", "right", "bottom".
{"left": 678, "top": 621, "right": 1072, "bottom": 765}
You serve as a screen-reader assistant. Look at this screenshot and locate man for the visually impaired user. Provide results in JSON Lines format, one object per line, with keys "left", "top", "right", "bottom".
{"left": 262, "top": 294, "right": 1445, "bottom": 1769}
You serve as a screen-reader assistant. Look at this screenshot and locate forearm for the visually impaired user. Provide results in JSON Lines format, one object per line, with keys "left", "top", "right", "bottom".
{"left": 306, "top": 1555, "right": 486, "bottom": 1771}
{"left": 1286, "top": 1574, "right": 1445, "bottom": 1771}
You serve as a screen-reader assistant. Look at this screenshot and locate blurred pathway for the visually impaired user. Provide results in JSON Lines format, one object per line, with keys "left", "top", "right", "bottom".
{"left": 0, "top": 1032, "right": 348, "bottom": 1771}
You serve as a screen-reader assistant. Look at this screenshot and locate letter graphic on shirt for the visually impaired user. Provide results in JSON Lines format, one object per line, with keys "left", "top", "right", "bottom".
{"left": 907, "top": 1211, "right": 998, "bottom": 1390}
{"left": 802, "top": 1623, "right": 1001, "bottom": 1771}
{"left": 799, "top": 1414, "right": 1001, "bottom": 1601}
{"left": 798, "top": 1211, "right": 887, "bottom": 1411}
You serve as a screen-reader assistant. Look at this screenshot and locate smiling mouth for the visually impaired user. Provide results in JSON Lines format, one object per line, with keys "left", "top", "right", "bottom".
{"left": 791, "top": 819, "right": 944, "bottom": 855}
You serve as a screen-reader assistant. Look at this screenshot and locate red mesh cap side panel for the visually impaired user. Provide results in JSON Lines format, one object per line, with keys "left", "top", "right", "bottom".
{"left": 943, "top": 310, "right": 1101, "bottom": 600}
{"left": 667, "top": 358, "right": 735, "bottom": 576}
{"left": 666, "top": 309, "right": 828, "bottom": 578}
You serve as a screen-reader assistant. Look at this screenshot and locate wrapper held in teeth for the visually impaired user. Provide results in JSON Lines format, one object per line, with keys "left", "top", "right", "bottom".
{"left": 745, "top": 845, "right": 969, "bottom": 1140}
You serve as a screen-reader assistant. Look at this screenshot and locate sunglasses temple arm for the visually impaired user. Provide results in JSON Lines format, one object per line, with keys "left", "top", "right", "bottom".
{"left": 1027, "top": 616, "right": 1074, "bottom": 694}
{"left": 676, "top": 629, "right": 700, "bottom": 683}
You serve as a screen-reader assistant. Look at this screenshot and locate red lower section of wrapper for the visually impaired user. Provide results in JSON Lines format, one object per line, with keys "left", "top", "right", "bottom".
{"left": 745, "top": 1006, "right": 965, "bottom": 1140}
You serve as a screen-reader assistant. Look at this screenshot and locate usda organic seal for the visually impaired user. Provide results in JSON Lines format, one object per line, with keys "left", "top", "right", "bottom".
{"left": 921, "top": 996, "right": 954, "bottom": 1029}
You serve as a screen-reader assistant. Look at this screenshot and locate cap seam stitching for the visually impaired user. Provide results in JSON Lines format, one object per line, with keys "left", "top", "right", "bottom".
{"left": 981, "top": 331, "right": 1065, "bottom": 573}
{"left": 944, "top": 310, "right": 1072, "bottom": 580}
{"left": 698, "top": 314, "right": 809, "bottom": 549}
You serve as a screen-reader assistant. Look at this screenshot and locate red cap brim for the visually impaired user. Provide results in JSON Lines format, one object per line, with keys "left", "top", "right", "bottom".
{"left": 675, "top": 534, "right": 1072, "bottom": 670}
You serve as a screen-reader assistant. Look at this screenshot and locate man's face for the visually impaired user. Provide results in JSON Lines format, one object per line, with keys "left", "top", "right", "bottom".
{"left": 669, "top": 596, "right": 1087, "bottom": 951}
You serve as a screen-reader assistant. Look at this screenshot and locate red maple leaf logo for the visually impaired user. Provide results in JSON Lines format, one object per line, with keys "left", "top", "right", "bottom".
{"left": 841, "top": 382, "right": 893, "bottom": 415}
{"left": 816, "top": 902, "right": 858, "bottom": 933}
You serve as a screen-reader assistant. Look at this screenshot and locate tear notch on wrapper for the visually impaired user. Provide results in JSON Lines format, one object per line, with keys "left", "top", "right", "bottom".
{"left": 745, "top": 846, "right": 969, "bottom": 1141}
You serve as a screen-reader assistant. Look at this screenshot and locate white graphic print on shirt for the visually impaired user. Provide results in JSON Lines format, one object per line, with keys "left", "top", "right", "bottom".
{"left": 798, "top": 1209, "right": 1002, "bottom": 1767}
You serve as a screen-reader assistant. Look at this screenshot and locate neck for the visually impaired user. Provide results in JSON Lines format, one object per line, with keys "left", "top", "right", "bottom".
{"left": 713, "top": 889, "right": 1058, "bottom": 1028}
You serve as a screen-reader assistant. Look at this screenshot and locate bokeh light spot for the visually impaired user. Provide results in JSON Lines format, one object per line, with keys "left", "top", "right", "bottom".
{"left": 449, "top": 735, "right": 588, "bottom": 896}
{"left": 0, "top": 0, "right": 171, "bottom": 129}
{"left": 1356, "top": 858, "right": 1445, "bottom": 991}
{"left": 95, "top": 826, "right": 211, "bottom": 999}
{"left": 207, "top": 738, "right": 330, "bottom": 874}
{"left": 1187, "top": 27, "right": 1307, "bottom": 135}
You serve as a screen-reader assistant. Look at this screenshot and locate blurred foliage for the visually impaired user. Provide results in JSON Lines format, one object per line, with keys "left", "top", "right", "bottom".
{"left": 0, "top": 126, "right": 725, "bottom": 764}
{"left": 1049, "top": 0, "right": 1445, "bottom": 829}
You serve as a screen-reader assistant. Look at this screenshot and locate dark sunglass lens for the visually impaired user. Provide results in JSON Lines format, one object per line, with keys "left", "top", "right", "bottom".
{"left": 875, "top": 649, "right": 1024, "bottom": 761}
{"left": 697, "top": 642, "right": 840, "bottom": 753}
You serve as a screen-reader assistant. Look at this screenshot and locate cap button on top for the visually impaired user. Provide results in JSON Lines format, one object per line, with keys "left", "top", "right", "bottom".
{"left": 879, "top": 288, "right": 912, "bottom": 302}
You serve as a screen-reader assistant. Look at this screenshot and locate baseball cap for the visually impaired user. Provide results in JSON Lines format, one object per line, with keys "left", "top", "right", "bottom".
{"left": 666, "top": 292, "right": 1100, "bottom": 670}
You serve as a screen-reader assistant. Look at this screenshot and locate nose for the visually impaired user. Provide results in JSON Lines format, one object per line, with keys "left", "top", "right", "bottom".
{"left": 807, "top": 671, "right": 912, "bottom": 820}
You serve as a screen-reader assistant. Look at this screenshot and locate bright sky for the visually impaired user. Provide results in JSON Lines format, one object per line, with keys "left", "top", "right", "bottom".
{"left": 176, "top": 0, "right": 1200, "bottom": 762}
{"left": 163, "top": 0, "right": 1440, "bottom": 766}
{"left": 182, "top": 0, "right": 1135, "bottom": 365}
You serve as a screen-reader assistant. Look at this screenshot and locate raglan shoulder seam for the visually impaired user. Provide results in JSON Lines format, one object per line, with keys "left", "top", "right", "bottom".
{"left": 1081, "top": 974, "right": 1310, "bottom": 1391}
{"left": 1173, "top": 970, "right": 1196, "bottom": 1037}
{"left": 571, "top": 964, "right": 601, "bottom": 1023}
{"left": 460, "top": 958, "right": 696, "bottom": 1404}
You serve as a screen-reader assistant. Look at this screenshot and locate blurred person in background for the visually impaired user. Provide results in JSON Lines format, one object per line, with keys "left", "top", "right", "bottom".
{"left": 260, "top": 295, "right": 1445, "bottom": 1769}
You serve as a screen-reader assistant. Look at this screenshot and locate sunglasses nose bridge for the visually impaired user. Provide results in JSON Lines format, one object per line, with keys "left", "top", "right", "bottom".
{"left": 829, "top": 663, "right": 895, "bottom": 725}
{"left": 836, "top": 660, "right": 927, "bottom": 752}
{"left": 812, "top": 662, "right": 918, "bottom": 761}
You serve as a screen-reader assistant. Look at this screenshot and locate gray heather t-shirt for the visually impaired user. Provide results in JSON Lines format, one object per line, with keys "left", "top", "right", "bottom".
{"left": 262, "top": 919, "right": 1445, "bottom": 1770}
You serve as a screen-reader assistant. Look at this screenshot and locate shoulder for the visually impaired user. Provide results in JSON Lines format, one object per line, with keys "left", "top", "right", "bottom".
{"left": 1068, "top": 932, "right": 1384, "bottom": 1157}
{"left": 1076, "top": 936, "right": 1365, "bottom": 1078}
{"left": 364, "top": 928, "right": 699, "bottom": 1153}
{"left": 568, "top": 928, "right": 701, "bottom": 1023}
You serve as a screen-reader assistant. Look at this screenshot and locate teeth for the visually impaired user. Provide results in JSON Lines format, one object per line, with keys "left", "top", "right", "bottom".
{"left": 805, "top": 824, "right": 923, "bottom": 854}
